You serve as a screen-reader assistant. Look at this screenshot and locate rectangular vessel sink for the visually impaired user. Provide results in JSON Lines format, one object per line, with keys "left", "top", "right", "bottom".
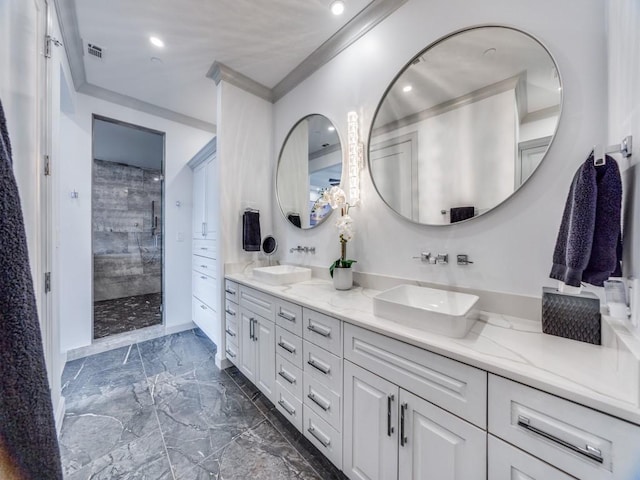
{"left": 253, "top": 265, "right": 312, "bottom": 286}
{"left": 373, "top": 284, "right": 479, "bottom": 338}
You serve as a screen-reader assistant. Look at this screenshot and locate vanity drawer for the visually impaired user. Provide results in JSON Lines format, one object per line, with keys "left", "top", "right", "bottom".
{"left": 224, "top": 299, "right": 238, "bottom": 323}
{"left": 224, "top": 314, "right": 238, "bottom": 342}
{"left": 303, "top": 340, "right": 342, "bottom": 395}
{"left": 192, "top": 296, "right": 216, "bottom": 340}
{"left": 275, "top": 298, "right": 303, "bottom": 337}
{"left": 225, "top": 341, "right": 238, "bottom": 366}
{"left": 224, "top": 280, "right": 239, "bottom": 303}
{"left": 239, "top": 285, "right": 275, "bottom": 321}
{"left": 275, "top": 325, "right": 303, "bottom": 369}
{"left": 303, "top": 308, "right": 342, "bottom": 356}
{"left": 488, "top": 435, "right": 577, "bottom": 480}
{"left": 193, "top": 238, "right": 216, "bottom": 259}
{"left": 193, "top": 271, "right": 217, "bottom": 311}
{"left": 275, "top": 383, "right": 303, "bottom": 433}
{"left": 192, "top": 254, "right": 215, "bottom": 275}
{"left": 488, "top": 374, "right": 640, "bottom": 480}
{"left": 344, "top": 323, "right": 487, "bottom": 428}
{"left": 303, "top": 372, "right": 341, "bottom": 432}
{"left": 303, "top": 405, "right": 342, "bottom": 470}
{"left": 276, "top": 354, "right": 303, "bottom": 400}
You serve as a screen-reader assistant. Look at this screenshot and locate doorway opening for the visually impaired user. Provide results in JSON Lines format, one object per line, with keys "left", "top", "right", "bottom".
{"left": 91, "top": 115, "right": 165, "bottom": 339}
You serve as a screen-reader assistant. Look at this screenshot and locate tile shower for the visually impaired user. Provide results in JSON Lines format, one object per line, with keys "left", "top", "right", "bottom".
{"left": 92, "top": 159, "right": 163, "bottom": 338}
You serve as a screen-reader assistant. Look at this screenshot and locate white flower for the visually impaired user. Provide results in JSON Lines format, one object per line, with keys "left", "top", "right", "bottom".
{"left": 336, "top": 214, "right": 354, "bottom": 242}
{"left": 318, "top": 186, "right": 347, "bottom": 210}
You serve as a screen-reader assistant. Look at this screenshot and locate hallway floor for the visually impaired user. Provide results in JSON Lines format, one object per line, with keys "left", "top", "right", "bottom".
{"left": 93, "top": 292, "right": 163, "bottom": 339}
{"left": 59, "top": 329, "right": 346, "bottom": 479}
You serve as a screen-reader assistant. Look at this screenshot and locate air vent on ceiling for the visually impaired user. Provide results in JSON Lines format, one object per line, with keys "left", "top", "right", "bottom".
{"left": 87, "top": 43, "right": 103, "bottom": 59}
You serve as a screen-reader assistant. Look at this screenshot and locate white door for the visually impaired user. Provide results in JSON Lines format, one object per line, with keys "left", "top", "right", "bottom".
{"left": 204, "top": 156, "right": 217, "bottom": 237}
{"left": 192, "top": 162, "right": 206, "bottom": 238}
{"left": 488, "top": 435, "right": 577, "bottom": 480}
{"left": 255, "top": 318, "right": 275, "bottom": 402}
{"left": 343, "top": 361, "right": 399, "bottom": 480}
{"left": 238, "top": 308, "right": 256, "bottom": 383}
{"left": 398, "top": 389, "right": 486, "bottom": 480}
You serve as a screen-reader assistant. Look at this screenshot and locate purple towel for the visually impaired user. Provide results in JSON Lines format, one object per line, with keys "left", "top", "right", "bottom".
{"left": 550, "top": 153, "right": 623, "bottom": 287}
{"left": 0, "top": 99, "right": 63, "bottom": 478}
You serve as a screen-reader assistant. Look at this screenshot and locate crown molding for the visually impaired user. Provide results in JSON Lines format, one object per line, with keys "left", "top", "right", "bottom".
{"left": 206, "top": 62, "right": 273, "bottom": 102}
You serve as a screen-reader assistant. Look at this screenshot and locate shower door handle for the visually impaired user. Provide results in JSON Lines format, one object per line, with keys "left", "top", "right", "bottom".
{"left": 202, "top": 222, "right": 206, "bottom": 237}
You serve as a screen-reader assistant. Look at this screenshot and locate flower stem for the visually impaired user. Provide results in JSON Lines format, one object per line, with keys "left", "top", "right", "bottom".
{"left": 340, "top": 239, "right": 346, "bottom": 263}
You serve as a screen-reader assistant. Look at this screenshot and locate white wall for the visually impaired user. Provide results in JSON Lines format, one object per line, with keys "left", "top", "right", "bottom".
{"left": 216, "top": 80, "right": 273, "bottom": 364}
{"left": 273, "top": 0, "right": 607, "bottom": 298}
{"left": 608, "top": 0, "right": 640, "bottom": 280}
{"left": 59, "top": 92, "right": 213, "bottom": 351}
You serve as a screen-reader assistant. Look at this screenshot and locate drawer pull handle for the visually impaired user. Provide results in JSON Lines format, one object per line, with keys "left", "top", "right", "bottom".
{"left": 200, "top": 264, "right": 207, "bottom": 268}
{"left": 225, "top": 308, "right": 236, "bottom": 316}
{"left": 225, "top": 288, "right": 236, "bottom": 295}
{"left": 200, "top": 275, "right": 207, "bottom": 280}
{"left": 200, "top": 305, "right": 207, "bottom": 310}
{"left": 225, "top": 328, "right": 236, "bottom": 337}
{"left": 278, "top": 312, "right": 296, "bottom": 322}
{"left": 278, "top": 370, "right": 296, "bottom": 385}
{"left": 278, "top": 341, "right": 296, "bottom": 354}
{"left": 200, "top": 247, "right": 208, "bottom": 251}
{"left": 278, "top": 399, "right": 296, "bottom": 416}
{"left": 307, "top": 426, "right": 331, "bottom": 448}
{"left": 307, "top": 323, "right": 331, "bottom": 338}
{"left": 225, "top": 349, "right": 236, "bottom": 358}
{"left": 307, "top": 392, "right": 330, "bottom": 412}
{"left": 517, "top": 415, "right": 604, "bottom": 464}
{"left": 307, "top": 359, "right": 330, "bottom": 375}
{"left": 387, "top": 394, "right": 395, "bottom": 436}
{"left": 400, "top": 402, "right": 408, "bottom": 447}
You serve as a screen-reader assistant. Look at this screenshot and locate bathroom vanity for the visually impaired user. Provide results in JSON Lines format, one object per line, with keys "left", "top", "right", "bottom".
{"left": 224, "top": 273, "right": 640, "bottom": 480}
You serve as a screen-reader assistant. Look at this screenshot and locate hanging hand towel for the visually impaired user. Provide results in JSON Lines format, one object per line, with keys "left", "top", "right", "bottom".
{"left": 450, "top": 206, "right": 475, "bottom": 223}
{"left": 550, "top": 154, "right": 622, "bottom": 287}
{"left": 243, "top": 210, "right": 261, "bottom": 251}
{"left": 0, "top": 99, "right": 63, "bottom": 478}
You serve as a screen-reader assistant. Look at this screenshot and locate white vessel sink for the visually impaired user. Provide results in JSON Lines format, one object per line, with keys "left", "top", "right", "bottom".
{"left": 253, "top": 265, "right": 312, "bottom": 286}
{"left": 373, "top": 284, "right": 479, "bottom": 338}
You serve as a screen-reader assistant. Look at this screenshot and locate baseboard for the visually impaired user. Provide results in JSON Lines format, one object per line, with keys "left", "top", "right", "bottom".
{"left": 215, "top": 352, "right": 232, "bottom": 370}
{"left": 55, "top": 395, "right": 66, "bottom": 437}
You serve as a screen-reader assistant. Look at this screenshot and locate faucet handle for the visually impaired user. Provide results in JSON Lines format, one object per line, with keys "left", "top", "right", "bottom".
{"left": 412, "top": 252, "right": 433, "bottom": 263}
{"left": 436, "top": 253, "right": 448, "bottom": 265}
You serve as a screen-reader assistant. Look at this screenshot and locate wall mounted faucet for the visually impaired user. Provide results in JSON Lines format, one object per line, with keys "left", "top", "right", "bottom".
{"left": 413, "top": 252, "right": 448, "bottom": 264}
{"left": 290, "top": 245, "right": 316, "bottom": 254}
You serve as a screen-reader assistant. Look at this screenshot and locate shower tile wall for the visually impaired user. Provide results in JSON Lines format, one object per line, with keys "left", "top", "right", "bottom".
{"left": 93, "top": 159, "right": 162, "bottom": 302}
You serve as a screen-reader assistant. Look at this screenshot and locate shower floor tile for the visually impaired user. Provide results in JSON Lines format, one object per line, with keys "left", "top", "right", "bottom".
{"left": 94, "top": 292, "right": 162, "bottom": 339}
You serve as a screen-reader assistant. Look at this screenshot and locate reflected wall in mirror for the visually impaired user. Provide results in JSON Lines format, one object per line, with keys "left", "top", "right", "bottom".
{"left": 277, "top": 114, "right": 342, "bottom": 229}
{"left": 369, "top": 26, "right": 562, "bottom": 225}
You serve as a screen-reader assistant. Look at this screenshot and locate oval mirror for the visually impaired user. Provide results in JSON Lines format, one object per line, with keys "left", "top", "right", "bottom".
{"left": 369, "top": 26, "right": 562, "bottom": 225}
{"left": 277, "top": 114, "right": 342, "bottom": 229}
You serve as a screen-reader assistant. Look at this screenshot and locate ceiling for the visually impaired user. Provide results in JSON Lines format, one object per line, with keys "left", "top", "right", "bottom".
{"left": 60, "top": 0, "right": 403, "bottom": 131}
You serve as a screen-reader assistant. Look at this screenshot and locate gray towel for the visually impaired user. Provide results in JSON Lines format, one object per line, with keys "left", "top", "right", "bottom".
{"left": 0, "top": 99, "right": 63, "bottom": 479}
{"left": 550, "top": 154, "right": 623, "bottom": 287}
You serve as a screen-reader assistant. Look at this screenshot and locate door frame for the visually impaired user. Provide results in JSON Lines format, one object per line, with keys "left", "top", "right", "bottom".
{"left": 90, "top": 114, "right": 167, "bottom": 341}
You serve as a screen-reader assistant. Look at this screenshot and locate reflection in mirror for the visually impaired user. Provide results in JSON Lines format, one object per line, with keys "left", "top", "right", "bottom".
{"left": 277, "top": 114, "right": 342, "bottom": 229}
{"left": 369, "top": 26, "right": 562, "bottom": 225}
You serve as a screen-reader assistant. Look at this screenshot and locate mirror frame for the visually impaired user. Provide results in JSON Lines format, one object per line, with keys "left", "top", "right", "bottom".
{"left": 367, "top": 25, "right": 563, "bottom": 226}
{"left": 276, "top": 114, "right": 344, "bottom": 229}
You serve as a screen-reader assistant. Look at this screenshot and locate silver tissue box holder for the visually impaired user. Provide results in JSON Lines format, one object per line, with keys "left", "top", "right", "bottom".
{"left": 541, "top": 287, "right": 601, "bottom": 345}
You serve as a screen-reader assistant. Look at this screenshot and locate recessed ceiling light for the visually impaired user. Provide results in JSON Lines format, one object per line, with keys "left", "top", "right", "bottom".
{"left": 328, "top": 126, "right": 336, "bottom": 132}
{"left": 149, "top": 36, "right": 165, "bottom": 48}
{"left": 402, "top": 85, "right": 413, "bottom": 93}
{"left": 330, "top": 1, "right": 345, "bottom": 15}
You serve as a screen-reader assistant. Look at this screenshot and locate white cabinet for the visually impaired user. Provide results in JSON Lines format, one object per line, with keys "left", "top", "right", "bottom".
{"left": 238, "top": 306, "right": 275, "bottom": 402}
{"left": 343, "top": 360, "right": 485, "bottom": 480}
{"left": 192, "top": 155, "right": 216, "bottom": 239}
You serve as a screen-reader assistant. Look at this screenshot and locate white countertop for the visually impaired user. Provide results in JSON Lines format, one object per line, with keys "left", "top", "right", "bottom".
{"left": 226, "top": 273, "right": 640, "bottom": 426}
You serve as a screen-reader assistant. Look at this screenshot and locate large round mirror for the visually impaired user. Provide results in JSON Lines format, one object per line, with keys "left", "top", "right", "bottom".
{"left": 369, "top": 26, "right": 562, "bottom": 225}
{"left": 277, "top": 114, "right": 342, "bottom": 229}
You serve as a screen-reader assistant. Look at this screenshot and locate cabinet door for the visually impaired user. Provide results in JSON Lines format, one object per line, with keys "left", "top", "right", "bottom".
{"left": 192, "top": 162, "right": 206, "bottom": 238}
{"left": 239, "top": 308, "right": 256, "bottom": 383}
{"left": 204, "top": 156, "right": 217, "bottom": 237}
{"left": 343, "top": 361, "right": 398, "bottom": 480}
{"left": 256, "top": 318, "right": 276, "bottom": 403}
{"left": 398, "top": 389, "right": 486, "bottom": 480}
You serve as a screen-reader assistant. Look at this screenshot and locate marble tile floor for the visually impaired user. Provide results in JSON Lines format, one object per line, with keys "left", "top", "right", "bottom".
{"left": 94, "top": 292, "right": 163, "bottom": 339}
{"left": 60, "top": 328, "right": 347, "bottom": 480}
